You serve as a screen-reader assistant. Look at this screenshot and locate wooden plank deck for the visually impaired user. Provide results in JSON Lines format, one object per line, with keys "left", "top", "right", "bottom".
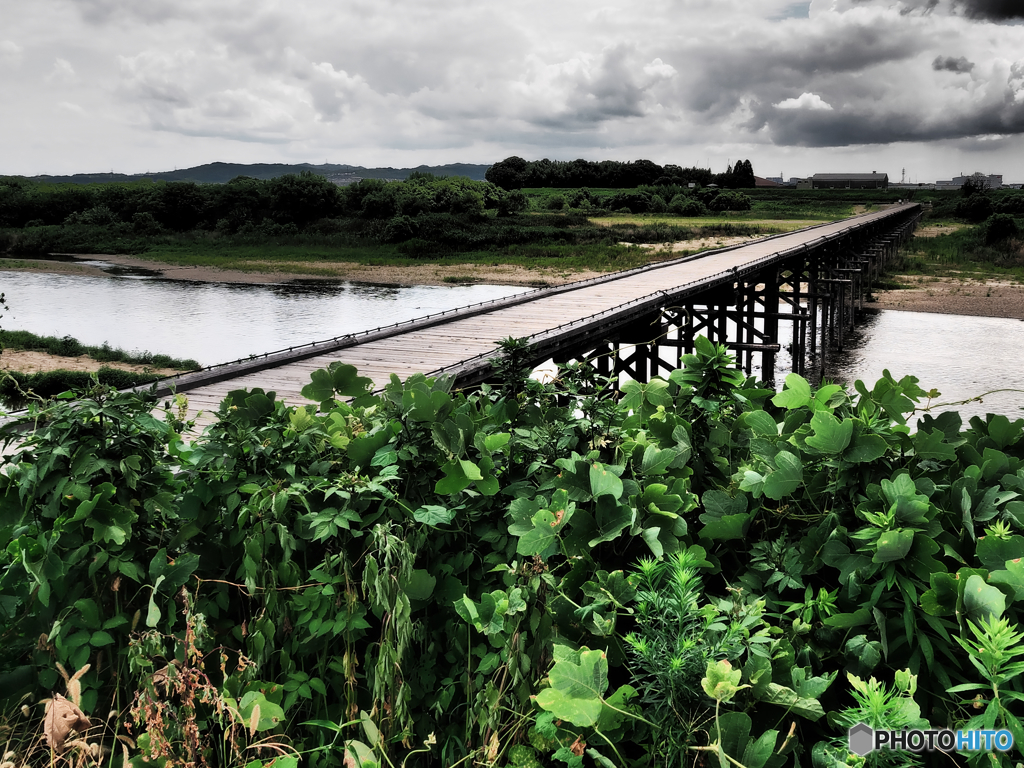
{"left": 165, "top": 206, "right": 915, "bottom": 425}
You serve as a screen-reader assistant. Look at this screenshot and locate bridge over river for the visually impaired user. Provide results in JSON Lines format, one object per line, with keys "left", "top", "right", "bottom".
{"left": 148, "top": 204, "right": 921, "bottom": 418}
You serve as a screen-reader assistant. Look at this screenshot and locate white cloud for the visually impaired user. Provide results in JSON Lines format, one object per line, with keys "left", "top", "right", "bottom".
{"left": 45, "top": 57, "right": 77, "bottom": 84}
{"left": 0, "top": 40, "right": 22, "bottom": 67}
{"left": 774, "top": 92, "right": 836, "bottom": 110}
{"left": 0, "top": 0, "right": 1023, "bottom": 179}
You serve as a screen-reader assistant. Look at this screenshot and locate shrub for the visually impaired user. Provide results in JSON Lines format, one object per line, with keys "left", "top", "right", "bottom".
{"left": 983, "top": 213, "right": 1020, "bottom": 245}
{"left": 381, "top": 214, "right": 418, "bottom": 243}
{"left": 956, "top": 194, "right": 995, "bottom": 223}
{"left": 671, "top": 196, "right": 709, "bottom": 216}
{"left": 0, "top": 366, "right": 159, "bottom": 408}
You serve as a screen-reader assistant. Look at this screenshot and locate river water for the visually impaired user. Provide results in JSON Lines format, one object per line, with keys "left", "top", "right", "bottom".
{"left": 0, "top": 264, "right": 530, "bottom": 365}
{"left": 2, "top": 259, "right": 1021, "bottom": 423}
{"left": 830, "top": 308, "right": 1024, "bottom": 425}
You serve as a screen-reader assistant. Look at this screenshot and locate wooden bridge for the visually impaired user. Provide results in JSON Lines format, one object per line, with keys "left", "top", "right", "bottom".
{"left": 143, "top": 203, "right": 921, "bottom": 418}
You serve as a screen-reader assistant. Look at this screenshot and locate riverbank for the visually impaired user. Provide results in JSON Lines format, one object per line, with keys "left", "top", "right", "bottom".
{"left": 0, "top": 349, "right": 180, "bottom": 377}
{"left": 1, "top": 253, "right": 610, "bottom": 287}
{"left": 869, "top": 274, "right": 1024, "bottom": 319}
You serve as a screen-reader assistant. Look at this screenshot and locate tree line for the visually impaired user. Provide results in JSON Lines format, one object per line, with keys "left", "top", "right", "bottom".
{"left": 485, "top": 156, "right": 757, "bottom": 190}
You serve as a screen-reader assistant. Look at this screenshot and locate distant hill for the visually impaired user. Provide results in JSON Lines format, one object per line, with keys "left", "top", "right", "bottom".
{"left": 26, "top": 161, "right": 492, "bottom": 185}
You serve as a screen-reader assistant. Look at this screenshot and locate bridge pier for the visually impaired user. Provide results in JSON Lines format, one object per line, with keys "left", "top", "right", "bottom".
{"left": 537, "top": 205, "right": 925, "bottom": 392}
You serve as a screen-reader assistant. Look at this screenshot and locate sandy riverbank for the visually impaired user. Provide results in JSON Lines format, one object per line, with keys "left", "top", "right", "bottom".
{"left": 869, "top": 274, "right": 1024, "bottom": 320}
{"left": 0, "top": 349, "right": 180, "bottom": 377}
{"left": 2, "top": 253, "right": 609, "bottom": 287}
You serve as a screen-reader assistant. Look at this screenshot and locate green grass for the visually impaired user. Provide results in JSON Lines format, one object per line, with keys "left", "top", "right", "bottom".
{"left": 0, "top": 329, "right": 201, "bottom": 370}
{"left": 887, "top": 219, "right": 1024, "bottom": 284}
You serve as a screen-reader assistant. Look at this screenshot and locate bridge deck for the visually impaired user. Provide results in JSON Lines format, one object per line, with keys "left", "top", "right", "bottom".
{"left": 167, "top": 206, "right": 910, "bottom": 419}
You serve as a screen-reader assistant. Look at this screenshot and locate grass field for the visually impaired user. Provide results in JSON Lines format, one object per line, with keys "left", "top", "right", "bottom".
{"left": 889, "top": 219, "right": 1024, "bottom": 285}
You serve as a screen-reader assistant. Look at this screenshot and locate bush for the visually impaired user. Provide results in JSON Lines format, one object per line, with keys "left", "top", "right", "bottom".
{"left": 2, "top": 350, "right": 1022, "bottom": 767}
{"left": 955, "top": 194, "right": 995, "bottom": 223}
{"left": 496, "top": 190, "right": 529, "bottom": 216}
{"left": 381, "top": 215, "right": 418, "bottom": 243}
{"left": 0, "top": 366, "right": 159, "bottom": 408}
{"left": 708, "top": 190, "right": 752, "bottom": 212}
{"left": 983, "top": 213, "right": 1020, "bottom": 245}
{"left": 670, "top": 195, "right": 709, "bottom": 216}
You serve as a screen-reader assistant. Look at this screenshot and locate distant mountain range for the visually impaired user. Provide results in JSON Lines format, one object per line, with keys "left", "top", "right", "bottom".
{"left": 27, "top": 161, "right": 493, "bottom": 185}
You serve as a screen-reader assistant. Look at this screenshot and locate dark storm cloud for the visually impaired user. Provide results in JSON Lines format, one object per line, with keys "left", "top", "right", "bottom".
{"left": 766, "top": 97, "right": 1024, "bottom": 147}
{"left": 676, "top": 16, "right": 926, "bottom": 119}
{"left": 932, "top": 55, "right": 975, "bottom": 72}
{"left": 954, "top": 0, "right": 1024, "bottom": 20}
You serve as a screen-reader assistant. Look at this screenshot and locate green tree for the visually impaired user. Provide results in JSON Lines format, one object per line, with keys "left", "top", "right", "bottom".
{"left": 485, "top": 156, "right": 529, "bottom": 190}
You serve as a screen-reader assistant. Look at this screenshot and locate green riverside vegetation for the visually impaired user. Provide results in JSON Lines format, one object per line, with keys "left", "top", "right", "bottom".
{"left": 1, "top": 340, "right": 1024, "bottom": 767}
{"left": 0, "top": 171, "right": 976, "bottom": 279}
{"left": 0, "top": 330, "right": 201, "bottom": 409}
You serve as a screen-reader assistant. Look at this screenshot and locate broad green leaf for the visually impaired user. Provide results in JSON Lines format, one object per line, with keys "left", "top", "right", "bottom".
{"left": 963, "top": 574, "right": 1005, "bottom": 621}
{"left": 921, "top": 572, "right": 958, "bottom": 616}
{"left": 873, "top": 529, "right": 915, "bottom": 563}
{"left": 988, "top": 415, "right": 1023, "bottom": 449}
{"left": 763, "top": 452, "right": 802, "bottom": 500}
{"left": 805, "top": 412, "right": 853, "bottom": 455}
{"left": 590, "top": 463, "right": 624, "bottom": 500}
{"left": 517, "top": 510, "right": 560, "bottom": 556}
{"left": 713, "top": 712, "right": 751, "bottom": 768}
{"left": 699, "top": 512, "right": 751, "bottom": 541}
{"left": 239, "top": 691, "right": 286, "bottom": 731}
{"left": 772, "top": 373, "right": 812, "bottom": 409}
{"left": 743, "top": 729, "right": 779, "bottom": 768}
{"left": 399, "top": 569, "right": 435, "bottom": 601}
{"left": 744, "top": 411, "right": 779, "bottom": 437}
{"left": 823, "top": 608, "right": 871, "bottom": 628}
{"left": 989, "top": 559, "right": 1024, "bottom": 602}
{"left": 703, "top": 490, "right": 747, "bottom": 518}
{"left": 534, "top": 647, "right": 610, "bottom": 727}
{"left": 74, "top": 598, "right": 102, "bottom": 630}
{"left": 977, "top": 535, "right": 1024, "bottom": 573}
{"left": 845, "top": 433, "right": 888, "bottom": 463}
{"left": 914, "top": 429, "right": 957, "bottom": 462}
{"left": 761, "top": 683, "right": 826, "bottom": 721}
{"left": 413, "top": 505, "right": 456, "bottom": 526}
{"left": 90, "top": 631, "right": 115, "bottom": 647}
{"left": 640, "top": 445, "right": 677, "bottom": 475}
{"left": 483, "top": 432, "right": 511, "bottom": 452}
{"left": 701, "top": 488, "right": 752, "bottom": 539}
{"left": 587, "top": 497, "right": 633, "bottom": 547}
{"left": 435, "top": 459, "right": 476, "bottom": 495}
{"left": 302, "top": 362, "right": 374, "bottom": 403}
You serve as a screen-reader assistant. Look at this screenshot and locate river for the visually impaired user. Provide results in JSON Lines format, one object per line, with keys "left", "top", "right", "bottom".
{"left": 2, "top": 259, "right": 1021, "bottom": 422}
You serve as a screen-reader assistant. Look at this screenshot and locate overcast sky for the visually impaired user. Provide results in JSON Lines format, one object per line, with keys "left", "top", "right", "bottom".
{"left": 3, "top": 0, "right": 1024, "bottom": 181}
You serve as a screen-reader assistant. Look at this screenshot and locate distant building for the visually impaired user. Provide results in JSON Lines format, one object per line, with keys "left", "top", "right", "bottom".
{"left": 809, "top": 173, "right": 889, "bottom": 190}
{"left": 754, "top": 176, "right": 781, "bottom": 187}
{"left": 936, "top": 173, "right": 1002, "bottom": 190}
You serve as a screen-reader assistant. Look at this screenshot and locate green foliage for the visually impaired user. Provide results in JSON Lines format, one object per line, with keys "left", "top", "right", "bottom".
{"left": 0, "top": 367, "right": 162, "bottom": 408}
{"left": 0, "top": 329, "right": 201, "bottom": 370}
{"left": 2, "top": 340, "right": 1024, "bottom": 767}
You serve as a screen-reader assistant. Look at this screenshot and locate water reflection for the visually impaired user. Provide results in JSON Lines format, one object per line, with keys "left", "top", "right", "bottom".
{"left": 832, "top": 309, "right": 1024, "bottom": 423}
{"left": 0, "top": 265, "right": 530, "bottom": 366}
